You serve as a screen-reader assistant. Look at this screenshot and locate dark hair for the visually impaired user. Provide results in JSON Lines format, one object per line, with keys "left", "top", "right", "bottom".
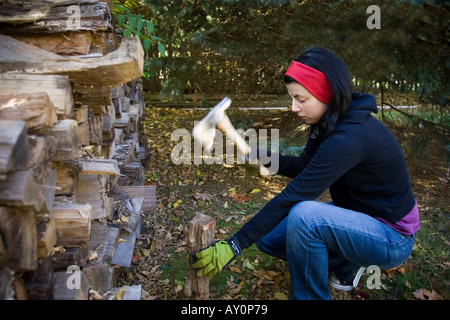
{"left": 284, "top": 47, "right": 353, "bottom": 138}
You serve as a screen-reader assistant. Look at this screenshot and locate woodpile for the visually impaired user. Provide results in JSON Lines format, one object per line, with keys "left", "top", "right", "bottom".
{"left": 0, "top": 0, "right": 156, "bottom": 300}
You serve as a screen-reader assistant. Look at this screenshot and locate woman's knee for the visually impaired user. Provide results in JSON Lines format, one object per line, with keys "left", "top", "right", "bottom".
{"left": 288, "top": 201, "right": 323, "bottom": 226}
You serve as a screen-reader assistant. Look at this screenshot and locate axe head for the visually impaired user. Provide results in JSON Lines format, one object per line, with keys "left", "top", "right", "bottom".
{"left": 192, "top": 97, "right": 232, "bottom": 153}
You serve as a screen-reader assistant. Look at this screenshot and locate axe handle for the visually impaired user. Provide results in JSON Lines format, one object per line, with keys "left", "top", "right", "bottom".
{"left": 217, "top": 115, "right": 251, "bottom": 156}
{"left": 217, "top": 115, "right": 271, "bottom": 176}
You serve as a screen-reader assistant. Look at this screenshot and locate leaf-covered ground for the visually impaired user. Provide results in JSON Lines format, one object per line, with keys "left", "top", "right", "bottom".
{"left": 114, "top": 105, "right": 449, "bottom": 301}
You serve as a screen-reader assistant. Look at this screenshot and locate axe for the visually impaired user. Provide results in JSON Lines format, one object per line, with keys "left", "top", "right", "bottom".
{"left": 192, "top": 97, "right": 270, "bottom": 176}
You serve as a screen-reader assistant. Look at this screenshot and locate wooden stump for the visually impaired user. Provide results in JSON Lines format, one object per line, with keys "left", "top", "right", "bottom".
{"left": 183, "top": 213, "right": 216, "bottom": 300}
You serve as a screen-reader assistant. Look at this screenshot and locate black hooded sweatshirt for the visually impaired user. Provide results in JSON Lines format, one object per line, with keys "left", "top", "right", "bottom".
{"left": 234, "top": 93, "right": 416, "bottom": 249}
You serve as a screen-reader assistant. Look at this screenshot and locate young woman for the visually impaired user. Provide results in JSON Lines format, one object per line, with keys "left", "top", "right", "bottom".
{"left": 192, "top": 47, "right": 420, "bottom": 300}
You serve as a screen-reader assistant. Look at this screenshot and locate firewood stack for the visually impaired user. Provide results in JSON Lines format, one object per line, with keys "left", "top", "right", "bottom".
{"left": 0, "top": 0, "right": 156, "bottom": 300}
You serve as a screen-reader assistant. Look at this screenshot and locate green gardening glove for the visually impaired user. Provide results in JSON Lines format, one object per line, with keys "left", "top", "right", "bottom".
{"left": 192, "top": 236, "right": 242, "bottom": 277}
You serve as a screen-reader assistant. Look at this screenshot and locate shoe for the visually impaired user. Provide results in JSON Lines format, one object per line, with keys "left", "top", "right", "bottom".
{"left": 329, "top": 267, "right": 367, "bottom": 292}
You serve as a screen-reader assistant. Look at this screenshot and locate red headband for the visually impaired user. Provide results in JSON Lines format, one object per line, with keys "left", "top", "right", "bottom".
{"left": 285, "top": 61, "right": 333, "bottom": 104}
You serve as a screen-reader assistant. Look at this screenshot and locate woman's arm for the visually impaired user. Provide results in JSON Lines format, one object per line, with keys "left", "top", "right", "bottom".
{"left": 236, "top": 132, "right": 364, "bottom": 248}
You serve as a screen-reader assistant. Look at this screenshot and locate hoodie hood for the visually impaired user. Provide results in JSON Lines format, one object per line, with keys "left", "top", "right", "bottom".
{"left": 342, "top": 93, "right": 378, "bottom": 124}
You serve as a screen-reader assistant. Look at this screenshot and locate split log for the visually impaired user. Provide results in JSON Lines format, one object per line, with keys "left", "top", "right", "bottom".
{"left": 36, "top": 168, "right": 57, "bottom": 221}
{"left": 117, "top": 186, "right": 157, "bottom": 214}
{"left": 26, "top": 136, "right": 58, "bottom": 217}
{"left": 78, "top": 121, "right": 91, "bottom": 146}
{"left": 26, "top": 135, "right": 57, "bottom": 186}
{"left": 114, "top": 139, "right": 137, "bottom": 167}
{"left": 23, "top": 257, "right": 55, "bottom": 300}
{"left": 114, "top": 197, "right": 143, "bottom": 234}
{"left": 106, "top": 285, "right": 142, "bottom": 300}
{"left": 114, "top": 128, "right": 125, "bottom": 143}
{"left": 0, "top": 170, "right": 45, "bottom": 212}
{"left": 120, "top": 96, "right": 130, "bottom": 113}
{"left": 0, "top": 73, "right": 74, "bottom": 119}
{"left": 102, "top": 114, "right": 116, "bottom": 144}
{"left": 119, "top": 162, "right": 145, "bottom": 186}
{"left": 53, "top": 161, "right": 77, "bottom": 196}
{"left": 88, "top": 109, "right": 103, "bottom": 145}
{"left": 115, "top": 113, "right": 138, "bottom": 133}
{"left": 0, "top": 2, "right": 113, "bottom": 33}
{"left": 0, "top": 1, "right": 51, "bottom": 24}
{"left": 78, "top": 158, "right": 120, "bottom": 176}
{"left": 0, "top": 34, "right": 144, "bottom": 88}
{"left": 0, "top": 120, "right": 28, "bottom": 175}
{"left": 0, "top": 268, "right": 15, "bottom": 300}
{"left": 13, "top": 276, "right": 28, "bottom": 300}
{"left": 75, "top": 174, "right": 114, "bottom": 220}
{"left": 0, "top": 206, "right": 38, "bottom": 272}
{"left": 75, "top": 161, "right": 119, "bottom": 217}
{"left": 11, "top": 32, "right": 93, "bottom": 56}
{"left": 53, "top": 270, "right": 89, "bottom": 300}
{"left": 84, "top": 222, "right": 116, "bottom": 293}
{"left": 48, "top": 119, "right": 81, "bottom": 161}
{"left": 71, "top": 105, "right": 89, "bottom": 124}
{"left": 51, "top": 243, "right": 90, "bottom": 269}
{"left": 89, "top": 222, "right": 116, "bottom": 264}
{"left": 37, "top": 218, "right": 57, "bottom": 259}
{"left": 72, "top": 84, "right": 111, "bottom": 113}
{"left": 183, "top": 213, "right": 216, "bottom": 300}
{"left": 112, "top": 86, "right": 124, "bottom": 117}
{"left": 0, "top": 92, "right": 58, "bottom": 131}
{"left": 101, "top": 141, "right": 116, "bottom": 160}
{"left": 52, "top": 204, "right": 92, "bottom": 247}
{"left": 110, "top": 228, "right": 136, "bottom": 268}
{"left": 83, "top": 259, "right": 113, "bottom": 295}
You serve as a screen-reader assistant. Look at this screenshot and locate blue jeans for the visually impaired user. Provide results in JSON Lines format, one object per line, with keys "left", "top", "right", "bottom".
{"left": 256, "top": 201, "right": 416, "bottom": 300}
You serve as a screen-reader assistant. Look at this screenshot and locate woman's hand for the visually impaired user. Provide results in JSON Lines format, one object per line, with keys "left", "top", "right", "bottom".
{"left": 192, "top": 237, "right": 242, "bottom": 277}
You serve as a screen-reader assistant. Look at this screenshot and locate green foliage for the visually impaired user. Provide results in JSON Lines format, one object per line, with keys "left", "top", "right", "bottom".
{"left": 112, "top": 0, "right": 166, "bottom": 80}
{"left": 142, "top": 0, "right": 449, "bottom": 121}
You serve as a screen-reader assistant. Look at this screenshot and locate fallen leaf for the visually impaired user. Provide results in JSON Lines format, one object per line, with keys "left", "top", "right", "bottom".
{"left": 404, "top": 262, "right": 413, "bottom": 273}
{"left": 174, "top": 285, "right": 183, "bottom": 293}
{"left": 243, "top": 259, "right": 255, "bottom": 270}
{"left": 229, "top": 191, "right": 252, "bottom": 203}
{"left": 229, "top": 265, "right": 242, "bottom": 274}
{"left": 266, "top": 270, "right": 281, "bottom": 278}
{"left": 175, "top": 246, "right": 186, "bottom": 253}
{"left": 413, "top": 288, "right": 443, "bottom": 300}
{"left": 251, "top": 188, "right": 261, "bottom": 194}
{"left": 273, "top": 292, "right": 289, "bottom": 300}
{"left": 51, "top": 245, "right": 66, "bottom": 255}
{"left": 404, "top": 280, "right": 412, "bottom": 289}
{"left": 90, "top": 289, "right": 113, "bottom": 300}
{"left": 120, "top": 215, "right": 129, "bottom": 223}
{"left": 132, "top": 252, "right": 140, "bottom": 263}
{"left": 385, "top": 267, "right": 397, "bottom": 279}
{"left": 119, "top": 238, "right": 127, "bottom": 242}
{"left": 88, "top": 250, "right": 98, "bottom": 261}
{"left": 115, "top": 288, "right": 126, "bottom": 300}
{"left": 396, "top": 266, "right": 405, "bottom": 274}
{"left": 424, "top": 289, "right": 443, "bottom": 300}
{"left": 193, "top": 192, "right": 212, "bottom": 201}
